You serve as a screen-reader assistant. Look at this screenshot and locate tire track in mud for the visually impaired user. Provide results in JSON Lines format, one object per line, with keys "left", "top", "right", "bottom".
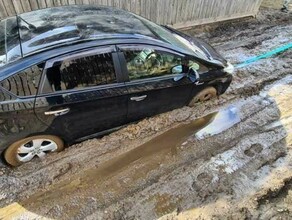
{"left": 0, "top": 8, "right": 291, "bottom": 220}
{"left": 154, "top": 77, "right": 292, "bottom": 220}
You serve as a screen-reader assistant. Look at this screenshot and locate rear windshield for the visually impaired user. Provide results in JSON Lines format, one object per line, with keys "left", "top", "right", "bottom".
{"left": 0, "top": 17, "right": 22, "bottom": 67}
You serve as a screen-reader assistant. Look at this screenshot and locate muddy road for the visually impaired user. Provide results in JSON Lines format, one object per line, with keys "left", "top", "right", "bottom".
{"left": 0, "top": 7, "right": 292, "bottom": 220}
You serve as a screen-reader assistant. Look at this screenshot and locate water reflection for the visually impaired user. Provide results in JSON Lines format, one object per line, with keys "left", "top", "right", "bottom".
{"left": 195, "top": 106, "right": 240, "bottom": 139}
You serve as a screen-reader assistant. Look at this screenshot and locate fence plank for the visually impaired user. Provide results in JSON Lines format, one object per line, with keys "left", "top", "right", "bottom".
{"left": 101, "top": 0, "right": 107, "bottom": 5}
{"left": 68, "top": 0, "right": 76, "bottom": 5}
{"left": 45, "top": 0, "right": 54, "bottom": 7}
{"left": 37, "top": 0, "right": 47, "bottom": 8}
{"left": 3, "top": 0, "right": 16, "bottom": 16}
{"left": 21, "top": 1, "right": 32, "bottom": 12}
{"left": 12, "top": 0, "right": 24, "bottom": 14}
{"left": 170, "top": 0, "right": 177, "bottom": 25}
{"left": 61, "top": 0, "right": 69, "bottom": 5}
{"left": 29, "top": 0, "right": 39, "bottom": 10}
{"left": 0, "top": 0, "right": 263, "bottom": 29}
{"left": 53, "top": 0, "right": 63, "bottom": 6}
{"left": 0, "top": 0, "right": 8, "bottom": 18}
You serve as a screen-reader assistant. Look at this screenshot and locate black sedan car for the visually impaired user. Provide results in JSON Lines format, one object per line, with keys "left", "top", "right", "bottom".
{"left": 0, "top": 5, "right": 234, "bottom": 166}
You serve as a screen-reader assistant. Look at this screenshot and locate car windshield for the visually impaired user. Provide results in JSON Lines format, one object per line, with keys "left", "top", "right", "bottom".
{"left": 133, "top": 14, "right": 209, "bottom": 60}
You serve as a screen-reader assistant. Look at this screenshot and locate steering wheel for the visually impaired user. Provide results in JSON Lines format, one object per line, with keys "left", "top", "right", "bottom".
{"left": 145, "top": 52, "right": 162, "bottom": 67}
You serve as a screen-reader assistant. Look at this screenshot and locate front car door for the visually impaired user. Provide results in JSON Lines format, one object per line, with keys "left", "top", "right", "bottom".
{"left": 118, "top": 45, "right": 201, "bottom": 122}
{"left": 34, "top": 46, "right": 128, "bottom": 142}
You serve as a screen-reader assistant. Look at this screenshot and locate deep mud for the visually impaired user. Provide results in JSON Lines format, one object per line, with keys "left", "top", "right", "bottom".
{"left": 0, "top": 6, "right": 291, "bottom": 220}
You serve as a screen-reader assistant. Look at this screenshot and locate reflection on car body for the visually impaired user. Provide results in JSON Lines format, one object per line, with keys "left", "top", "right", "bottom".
{"left": 0, "top": 5, "right": 234, "bottom": 166}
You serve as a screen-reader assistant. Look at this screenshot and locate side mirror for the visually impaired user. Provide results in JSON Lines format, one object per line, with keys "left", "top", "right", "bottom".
{"left": 173, "top": 66, "right": 200, "bottom": 82}
{"left": 172, "top": 65, "right": 186, "bottom": 82}
{"left": 188, "top": 67, "right": 200, "bottom": 83}
{"left": 171, "top": 65, "right": 183, "bottom": 74}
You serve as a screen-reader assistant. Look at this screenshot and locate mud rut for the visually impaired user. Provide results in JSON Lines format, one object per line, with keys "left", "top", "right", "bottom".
{"left": 0, "top": 8, "right": 291, "bottom": 220}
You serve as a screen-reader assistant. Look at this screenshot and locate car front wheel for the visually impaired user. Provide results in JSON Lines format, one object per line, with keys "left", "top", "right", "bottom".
{"left": 188, "top": 86, "right": 217, "bottom": 107}
{"left": 4, "top": 135, "right": 64, "bottom": 167}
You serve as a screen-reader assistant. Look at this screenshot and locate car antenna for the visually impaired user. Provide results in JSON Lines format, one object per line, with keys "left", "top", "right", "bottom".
{"left": 17, "top": 16, "right": 37, "bottom": 30}
{"left": 16, "top": 15, "right": 24, "bottom": 58}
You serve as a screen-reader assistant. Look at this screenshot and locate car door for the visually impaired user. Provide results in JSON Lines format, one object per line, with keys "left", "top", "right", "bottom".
{"left": 118, "top": 45, "right": 195, "bottom": 122}
{"left": 34, "top": 46, "right": 128, "bottom": 142}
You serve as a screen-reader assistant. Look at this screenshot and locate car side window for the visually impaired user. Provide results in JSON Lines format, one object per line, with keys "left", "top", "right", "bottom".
{"left": 0, "top": 64, "right": 44, "bottom": 97}
{"left": 122, "top": 48, "right": 183, "bottom": 81}
{"left": 122, "top": 48, "right": 209, "bottom": 81}
{"left": 45, "top": 52, "right": 116, "bottom": 93}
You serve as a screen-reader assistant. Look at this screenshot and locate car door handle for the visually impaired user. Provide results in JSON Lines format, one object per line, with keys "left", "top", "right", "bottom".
{"left": 130, "top": 95, "right": 147, "bottom": 102}
{"left": 195, "top": 81, "right": 204, "bottom": 86}
{"left": 44, "top": 108, "right": 70, "bottom": 116}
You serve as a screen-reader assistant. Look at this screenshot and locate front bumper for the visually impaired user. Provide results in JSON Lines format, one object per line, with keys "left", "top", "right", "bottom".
{"left": 224, "top": 62, "right": 235, "bottom": 74}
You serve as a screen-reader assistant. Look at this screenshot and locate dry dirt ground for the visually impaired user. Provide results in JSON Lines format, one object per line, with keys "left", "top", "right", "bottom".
{"left": 0, "top": 5, "right": 292, "bottom": 220}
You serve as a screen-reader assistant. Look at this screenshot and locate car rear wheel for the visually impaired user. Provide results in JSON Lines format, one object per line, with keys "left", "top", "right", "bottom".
{"left": 189, "top": 86, "right": 217, "bottom": 107}
{"left": 4, "top": 135, "right": 64, "bottom": 167}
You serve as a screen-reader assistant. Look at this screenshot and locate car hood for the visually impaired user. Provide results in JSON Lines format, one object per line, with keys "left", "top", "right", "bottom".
{"left": 190, "top": 37, "right": 228, "bottom": 66}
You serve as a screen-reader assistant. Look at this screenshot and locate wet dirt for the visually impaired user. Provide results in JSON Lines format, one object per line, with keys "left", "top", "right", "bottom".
{"left": 0, "top": 3, "right": 292, "bottom": 220}
{"left": 0, "top": 106, "right": 240, "bottom": 219}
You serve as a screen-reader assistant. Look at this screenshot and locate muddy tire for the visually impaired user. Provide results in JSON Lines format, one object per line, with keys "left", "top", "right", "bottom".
{"left": 4, "top": 135, "right": 64, "bottom": 167}
{"left": 188, "top": 87, "right": 217, "bottom": 107}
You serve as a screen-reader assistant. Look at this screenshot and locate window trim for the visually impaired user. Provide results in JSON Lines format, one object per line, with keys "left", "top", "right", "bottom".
{"left": 38, "top": 46, "right": 122, "bottom": 96}
{"left": 37, "top": 81, "right": 128, "bottom": 98}
{"left": 44, "top": 46, "right": 116, "bottom": 69}
{"left": 124, "top": 74, "right": 184, "bottom": 86}
{"left": 117, "top": 44, "right": 184, "bottom": 56}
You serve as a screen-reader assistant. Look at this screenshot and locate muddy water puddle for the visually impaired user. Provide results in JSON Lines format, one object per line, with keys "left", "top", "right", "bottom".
{"left": 58, "top": 106, "right": 239, "bottom": 183}
{"left": 195, "top": 106, "right": 240, "bottom": 139}
{"left": 21, "top": 106, "right": 241, "bottom": 212}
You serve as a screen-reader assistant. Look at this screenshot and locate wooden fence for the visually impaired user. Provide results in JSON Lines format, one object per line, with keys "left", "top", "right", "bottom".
{"left": 0, "top": 0, "right": 263, "bottom": 29}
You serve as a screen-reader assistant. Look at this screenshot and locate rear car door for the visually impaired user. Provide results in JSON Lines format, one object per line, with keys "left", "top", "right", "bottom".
{"left": 118, "top": 45, "right": 195, "bottom": 122}
{"left": 0, "top": 64, "right": 50, "bottom": 152}
{"left": 34, "top": 47, "right": 128, "bottom": 142}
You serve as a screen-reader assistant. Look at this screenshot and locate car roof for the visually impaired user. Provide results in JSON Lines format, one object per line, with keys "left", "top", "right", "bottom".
{"left": 0, "top": 5, "right": 166, "bottom": 67}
